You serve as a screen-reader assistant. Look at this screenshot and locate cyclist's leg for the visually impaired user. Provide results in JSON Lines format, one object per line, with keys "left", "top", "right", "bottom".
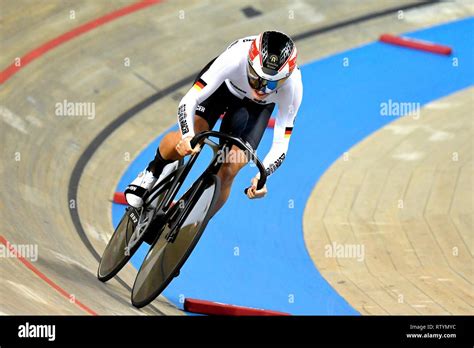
{"left": 147, "top": 82, "right": 229, "bottom": 175}
{"left": 241, "top": 101, "right": 275, "bottom": 151}
{"left": 148, "top": 57, "right": 220, "bottom": 168}
{"left": 126, "top": 114, "right": 212, "bottom": 206}
{"left": 126, "top": 64, "right": 225, "bottom": 208}
{"left": 214, "top": 144, "right": 248, "bottom": 213}
{"left": 213, "top": 102, "right": 275, "bottom": 214}
{"left": 148, "top": 115, "right": 209, "bottom": 168}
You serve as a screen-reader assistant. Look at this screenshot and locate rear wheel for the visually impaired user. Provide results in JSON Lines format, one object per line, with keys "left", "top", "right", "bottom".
{"left": 131, "top": 174, "right": 220, "bottom": 308}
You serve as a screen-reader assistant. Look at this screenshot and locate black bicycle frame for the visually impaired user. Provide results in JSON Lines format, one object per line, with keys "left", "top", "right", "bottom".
{"left": 191, "top": 131, "right": 268, "bottom": 188}
{"left": 144, "top": 131, "right": 267, "bottom": 221}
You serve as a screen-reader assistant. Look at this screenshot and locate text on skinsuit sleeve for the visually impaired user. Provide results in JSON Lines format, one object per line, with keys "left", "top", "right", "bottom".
{"left": 177, "top": 48, "right": 239, "bottom": 138}
{"left": 262, "top": 69, "right": 303, "bottom": 177}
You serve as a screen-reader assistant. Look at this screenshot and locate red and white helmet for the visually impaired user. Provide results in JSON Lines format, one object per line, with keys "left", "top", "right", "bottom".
{"left": 248, "top": 31, "right": 298, "bottom": 91}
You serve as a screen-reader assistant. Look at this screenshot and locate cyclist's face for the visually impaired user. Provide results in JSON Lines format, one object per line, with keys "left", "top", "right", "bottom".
{"left": 247, "top": 63, "right": 267, "bottom": 91}
{"left": 247, "top": 62, "right": 288, "bottom": 95}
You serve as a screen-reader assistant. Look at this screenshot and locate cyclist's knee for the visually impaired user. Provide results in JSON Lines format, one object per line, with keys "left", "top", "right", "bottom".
{"left": 161, "top": 131, "right": 181, "bottom": 148}
{"left": 220, "top": 160, "right": 246, "bottom": 184}
{"left": 220, "top": 163, "right": 237, "bottom": 183}
{"left": 194, "top": 115, "right": 210, "bottom": 133}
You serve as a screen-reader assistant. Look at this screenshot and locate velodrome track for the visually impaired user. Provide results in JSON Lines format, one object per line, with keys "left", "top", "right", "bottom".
{"left": 1, "top": 0, "right": 472, "bottom": 315}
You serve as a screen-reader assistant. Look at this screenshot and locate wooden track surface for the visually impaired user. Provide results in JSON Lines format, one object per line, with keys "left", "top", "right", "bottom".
{"left": 1, "top": 0, "right": 472, "bottom": 314}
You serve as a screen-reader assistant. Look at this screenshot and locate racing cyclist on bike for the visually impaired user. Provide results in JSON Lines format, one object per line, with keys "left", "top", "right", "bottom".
{"left": 125, "top": 31, "right": 303, "bottom": 214}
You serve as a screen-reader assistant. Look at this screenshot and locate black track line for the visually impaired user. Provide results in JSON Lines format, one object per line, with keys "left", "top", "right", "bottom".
{"left": 292, "top": 0, "right": 438, "bottom": 41}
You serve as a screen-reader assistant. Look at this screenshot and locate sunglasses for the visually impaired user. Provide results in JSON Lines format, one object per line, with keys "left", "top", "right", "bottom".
{"left": 247, "top": 63, "right": 287, "bottom": 93}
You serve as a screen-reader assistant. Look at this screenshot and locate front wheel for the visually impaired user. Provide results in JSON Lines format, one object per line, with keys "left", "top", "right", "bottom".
{"left": 97, "top": 207, "right": 143, "bottom": 282}
{"left": 131, "top": 174, "right": 221, "bottom": 308}
{"left": 97, "top": 161, "right": 181, "bottom": 282}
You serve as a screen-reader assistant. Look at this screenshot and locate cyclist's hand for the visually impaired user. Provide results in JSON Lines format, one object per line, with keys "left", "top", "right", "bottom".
{"left": 246, "top": 176, "right": 267, "bottom": 199}
{"left": 176, "top": 136, "right": 200, "bottom": 156}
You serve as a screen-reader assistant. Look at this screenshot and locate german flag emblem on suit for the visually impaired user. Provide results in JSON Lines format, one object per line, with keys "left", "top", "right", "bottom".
{"left": 193, "top": 78, "right": 207, "bottom": 91}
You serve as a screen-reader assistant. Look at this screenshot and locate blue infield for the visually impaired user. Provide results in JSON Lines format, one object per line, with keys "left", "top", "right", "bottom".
{"left": 112, "top": 17, "right": 474, "bottom": 315}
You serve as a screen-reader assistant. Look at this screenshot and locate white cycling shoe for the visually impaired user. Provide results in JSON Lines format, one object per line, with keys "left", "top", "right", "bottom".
{"left": 125, "top": 170, "right": 157, "bottom": 209}
{"left": 125, "top": 161, "right": 179, "bottom": 209}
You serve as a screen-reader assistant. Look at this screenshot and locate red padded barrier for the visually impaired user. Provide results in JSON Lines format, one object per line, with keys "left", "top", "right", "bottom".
{"left": 379, "top": 34, "right": 452, "bottom": 55}
{"left": 267, "top": 117, "right": 275, "bottom": 129}
{"left": 113, "top": 192, "right": 127, "bottom": 205}
{"left": 184, "top": 298, "right": 291, "bottom": 316}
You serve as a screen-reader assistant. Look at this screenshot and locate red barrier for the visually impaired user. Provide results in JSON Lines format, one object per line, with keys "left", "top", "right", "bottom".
{"left": 267, "top": 117, "right": 275, "bottom": 129}
{"left": 113, "top": 192, "right": 127, "bottom": 205}
{"left": 184, "top": 298, "right": 291, "bottom": 316}
{"left": 113, "top": 192, "right": 178, "bottom": 207}
{"left": 379, "top": 34, "right": 452, "bottom": 55}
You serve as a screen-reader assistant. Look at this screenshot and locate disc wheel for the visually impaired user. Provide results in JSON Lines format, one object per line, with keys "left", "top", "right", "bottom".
{"left": 131, "top": 174, "right": 220, "bottom": 308}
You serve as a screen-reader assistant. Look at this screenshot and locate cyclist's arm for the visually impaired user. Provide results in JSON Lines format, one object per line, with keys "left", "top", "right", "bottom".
{"left": 177, "top": 51, "right": 239, "bottom": 139}
{"left": 261, "top": 76, "right": 303, "bottom": 177}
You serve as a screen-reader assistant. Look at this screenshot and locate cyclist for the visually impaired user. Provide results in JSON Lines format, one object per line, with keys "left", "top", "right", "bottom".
{"left": 125, "top": 31, "right": 303, "bottom": 213}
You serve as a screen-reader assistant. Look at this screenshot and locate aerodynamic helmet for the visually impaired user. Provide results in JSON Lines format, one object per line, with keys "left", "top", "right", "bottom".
{"left": 247, "top": 31, "right": 297, "bottom": 93}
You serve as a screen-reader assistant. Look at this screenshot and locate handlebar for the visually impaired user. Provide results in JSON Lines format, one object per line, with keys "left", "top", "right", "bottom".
{"left": 190, "top": 131, "right": 267, "bottom": 193}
